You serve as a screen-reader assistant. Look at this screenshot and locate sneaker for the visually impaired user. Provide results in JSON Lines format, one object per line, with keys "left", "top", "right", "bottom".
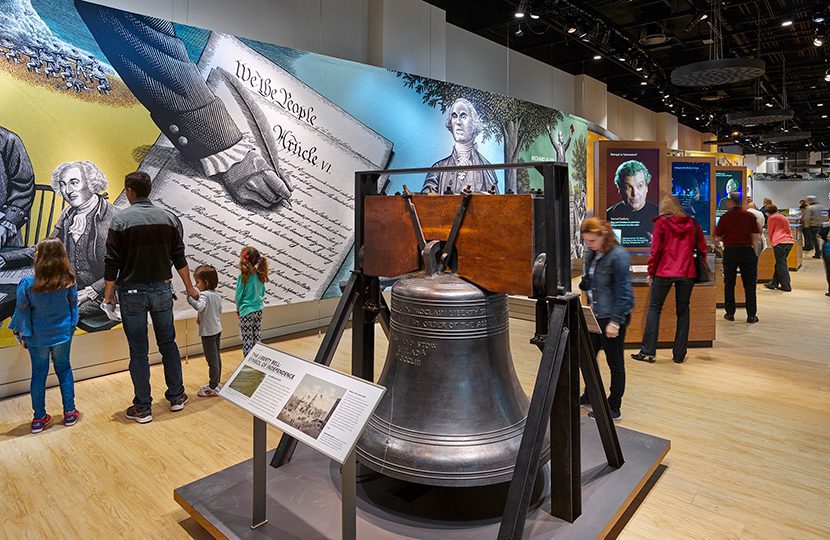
{"left": 63, "top": 410, "right": 80, "bottom": 427}
{"left": 723, "top": 313, "right": 735, "bottom": 321}
{"left": 747, "top": 316, "right": 759, "bottom": 324}
{"left": 579, "top": 394, "right": 592, "bottom": 410}
{"left": 588, "top": 409, "right": 622, "bottom": 422}
{"left": 170, "top": 394, "right": 189, "bottom": 412}
{"left": 763, "top": 282, "right": 777, "bottom": 290}
{"left": 31, "top": 414, "right": 52, "bottom": 433}
{"left": 198, "top": 384, "right": 222, "bottom": 397}
{"left": 125, "top": 406, "right": 153, "bottom": 424}
{"left": 630, "top": 352, "right": 656, "bottom": 363}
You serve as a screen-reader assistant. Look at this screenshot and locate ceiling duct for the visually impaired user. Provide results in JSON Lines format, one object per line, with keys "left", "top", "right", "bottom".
{"left": 639, "top": 23, "right": 670, "bottom": 46}
{"left": 726, "top": 109, "right": 795, "bottom": 126}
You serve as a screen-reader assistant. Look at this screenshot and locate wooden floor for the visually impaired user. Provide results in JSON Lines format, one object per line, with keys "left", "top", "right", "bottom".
{"left": 1, "top": 259, "right": 828, "bottom": 539}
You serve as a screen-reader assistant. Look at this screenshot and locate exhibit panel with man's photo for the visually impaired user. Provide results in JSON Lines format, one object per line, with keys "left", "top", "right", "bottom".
{"left": 669, "top": 156, "right": 715, "bottom": 236}
{"left": 595, "top": 140, "right": 667, "bottom": 249}
{"left": 714, "top": 166, "right": 748, "bottom": 224}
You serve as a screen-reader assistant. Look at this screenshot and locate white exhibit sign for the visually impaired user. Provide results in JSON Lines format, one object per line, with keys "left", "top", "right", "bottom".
{"left": 220, "top": 343, "right": 385, "bottom": 464}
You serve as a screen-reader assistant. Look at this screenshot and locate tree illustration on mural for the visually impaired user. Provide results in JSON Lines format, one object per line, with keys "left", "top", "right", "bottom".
{"left": 396, "top": 72, "right": 563, "bottom": 192}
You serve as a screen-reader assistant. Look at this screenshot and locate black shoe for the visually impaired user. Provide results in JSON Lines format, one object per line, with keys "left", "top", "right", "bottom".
{"left": 747, "top": 316, "right": 759, "bottom": 324}
{"left": 579, "top": 394, "right": 592, "bottom": 410}
{"left": 777, "top": 287, "right": 792, "bottom": 292}
{"left": 724, "top": 313, "right": 735, "bottom": 321}
{"left": 673, "top": 357, "right": 686, "bottom": 363}
{"left": 813, "top": 255, "right": 822, "bottom": 259}
{"left": 630, "top": 352, "right": 656, "bottom": 363}
{"left": 170, "top": 394, "right": 189, "bottom": 412}
{"left": 125, "top": 406, "right": 153, "bottom": 424}
{"left": 589, "top": 409, "right": 622, "bottom": 422}
{"left": 763, "top": 282, "right": 777, "bottom": 290}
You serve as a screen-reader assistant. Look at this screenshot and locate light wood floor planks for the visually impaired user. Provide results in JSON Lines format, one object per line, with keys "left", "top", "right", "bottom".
{"left": 1, "top": 259, "right": 828, "bottom": 539}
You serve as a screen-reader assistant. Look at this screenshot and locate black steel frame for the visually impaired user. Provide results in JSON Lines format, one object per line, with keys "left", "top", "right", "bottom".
{"left": 267, "top": 161, "right": 624, "bottom": 539}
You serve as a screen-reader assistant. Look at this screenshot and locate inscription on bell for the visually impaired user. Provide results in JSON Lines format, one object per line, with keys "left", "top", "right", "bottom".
{"left": 393, "top": 300, "right": 488, "bottom": 319}
{"left": 393, "top": 336, "right": 437, "bottom": 366}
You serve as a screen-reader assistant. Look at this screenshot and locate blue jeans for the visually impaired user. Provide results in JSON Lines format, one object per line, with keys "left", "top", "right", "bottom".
{"left": 29, "top": 339, "right": 75, "bottom": 419}
{"left": 118, "top": 282, "right": 184, "bottom": 411}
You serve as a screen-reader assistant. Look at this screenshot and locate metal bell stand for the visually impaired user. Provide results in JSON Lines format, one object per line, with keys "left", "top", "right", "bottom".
{"left": 265, "top": 161, "right": 624, "bottom": 539}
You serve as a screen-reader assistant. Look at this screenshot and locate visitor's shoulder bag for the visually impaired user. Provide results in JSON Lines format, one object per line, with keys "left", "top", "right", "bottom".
{"left": 693, "top": 222, "right": 712, "bottom": 284}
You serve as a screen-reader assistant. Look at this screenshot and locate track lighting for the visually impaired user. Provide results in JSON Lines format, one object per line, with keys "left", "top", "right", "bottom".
{"left": 684, "top": 11, "right": 708, "bottom": 32}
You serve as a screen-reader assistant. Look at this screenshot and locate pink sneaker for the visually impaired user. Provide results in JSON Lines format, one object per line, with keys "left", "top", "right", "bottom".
{"left": 31, "top": 414, "right": 52, "bottom": 433}
{"left": 64, "top": 410, "right": 80, "bottom": 427}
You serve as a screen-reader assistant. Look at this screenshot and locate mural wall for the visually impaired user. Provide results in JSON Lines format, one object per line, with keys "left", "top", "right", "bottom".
{"left": 0, "top": 0, "right": 589, "bottom": 347}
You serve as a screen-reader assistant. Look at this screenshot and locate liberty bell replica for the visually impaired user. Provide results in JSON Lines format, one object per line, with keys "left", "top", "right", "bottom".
{"left": 356, "top": 242, "right": 550, "bottom": 487}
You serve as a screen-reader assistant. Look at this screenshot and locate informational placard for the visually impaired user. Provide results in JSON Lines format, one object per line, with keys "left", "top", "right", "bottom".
{"left": 599, "top": 143, "right": 664, "bottom": 248}
{"left": 715, "top": 168, "right": 745, "bottom": 225}
{"left": 670, "top": 158, "right": 713, "bottom": 236}
{"left": 220, "top": 343, "right": 386, "bottom": 464}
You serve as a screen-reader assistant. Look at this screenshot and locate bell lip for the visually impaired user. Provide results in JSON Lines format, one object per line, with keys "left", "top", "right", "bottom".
{"left": 364, "top": 415, "right": 529, "bottom": 444}
{"left": 354, "top": 445, "right": 552, "bottom": 487}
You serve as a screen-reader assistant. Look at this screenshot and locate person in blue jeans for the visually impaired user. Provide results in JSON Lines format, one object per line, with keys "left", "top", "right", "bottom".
{"left": 578, "top": 217, "right": 635, "bottom": 422}
{"left": 10, "top": 238, "right": 80, "bottom": 433}
{"left": 102, "top": 171, "right": 200, "bottom": 424}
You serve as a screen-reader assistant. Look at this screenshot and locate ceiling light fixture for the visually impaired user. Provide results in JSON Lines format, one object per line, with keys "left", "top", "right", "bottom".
{"left": 566, "top": 23, "right": 577, "bottom": 34}
{"left": 825, "top": 69, "right": 830, "bottom": 82}
{"left": 593, "top": 55, "right": 601, "bottom": 60}
{"left": 515, "top": 24, "right": 524, "bottom": 37}
{"left": 514, "top": 0, "right": 527, "bottom": 18}
{"left": 640, "top": 81, "right": 647, "bottom": 85}
{"left": 530, "top": 13, "right": 540, "bottom": 20}
{"left": 781, "top": 20, "right": 793, "bottom": 27}
{"left": 814, "top": 13, "right": 826, "bottom": 24}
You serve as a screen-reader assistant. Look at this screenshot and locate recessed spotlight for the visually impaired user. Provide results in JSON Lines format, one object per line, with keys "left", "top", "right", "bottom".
{"left": 593, "top": 55, "right": 602, "bottom": 60}
{"left": 781, "top": 20, "right": 793, "bottom": 27}
{"left": 566, "top": 24, "right": 577, "bottom": 34}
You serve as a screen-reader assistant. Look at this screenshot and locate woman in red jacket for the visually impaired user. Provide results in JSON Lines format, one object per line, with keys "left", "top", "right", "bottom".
{"left": 631, "top": 195, "right": 707, "bottom": 364}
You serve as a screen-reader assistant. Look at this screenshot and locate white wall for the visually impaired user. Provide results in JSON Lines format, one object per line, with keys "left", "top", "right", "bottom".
{"left": 96, "top": 0, "right": 371, "bottom": 64}
{"left": 607, "top": 93, "right": 657, "bottom": 141}
{"left": 754, "top": 180, "right": 830, "bottom": 210}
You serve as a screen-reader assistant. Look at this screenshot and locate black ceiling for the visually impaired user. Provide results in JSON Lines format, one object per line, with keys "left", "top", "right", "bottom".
{"left": 424, "top": 0, "right": 830, "bottom": 155}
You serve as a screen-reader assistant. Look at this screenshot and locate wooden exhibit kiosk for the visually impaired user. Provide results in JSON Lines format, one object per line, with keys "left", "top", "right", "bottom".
{"left": 593, "top": 141, "right": 717, "bottom": 348}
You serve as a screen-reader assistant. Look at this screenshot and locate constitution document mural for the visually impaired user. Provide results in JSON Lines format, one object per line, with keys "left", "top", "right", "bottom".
{"left": 0, "top": 0, "right": 589, "bottom": 346}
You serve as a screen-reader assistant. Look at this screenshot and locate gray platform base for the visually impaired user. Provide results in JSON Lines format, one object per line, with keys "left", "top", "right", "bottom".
{"left": 175, "top": 420, "right": 670, "bottom": 540}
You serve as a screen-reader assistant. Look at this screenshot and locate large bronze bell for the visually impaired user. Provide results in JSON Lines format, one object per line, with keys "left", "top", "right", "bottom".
{"left": 356, "top": 271, "right": 550, "bottom": 487}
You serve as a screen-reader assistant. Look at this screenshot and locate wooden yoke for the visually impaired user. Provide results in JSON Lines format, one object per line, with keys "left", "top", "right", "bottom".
{"left": 362, "top": 193, "right": 540, "bottom": 295}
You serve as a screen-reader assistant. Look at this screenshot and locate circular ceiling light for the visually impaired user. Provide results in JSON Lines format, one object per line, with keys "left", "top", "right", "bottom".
{"left": 671, "top": 58, "right": 766, "bottom": 86}
{"left": 726, "top": 109, "right": 794, "bottom": 125}
{"left": 639, "top": 24, "right": 670, "bottom": 46}
{"left": 760, "top": 131, "right": 812, "bottom": 143}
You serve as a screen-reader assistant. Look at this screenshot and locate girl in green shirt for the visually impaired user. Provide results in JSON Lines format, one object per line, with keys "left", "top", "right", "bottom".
{"left": 235, "top": 246, "right": 269, "bottom": 357}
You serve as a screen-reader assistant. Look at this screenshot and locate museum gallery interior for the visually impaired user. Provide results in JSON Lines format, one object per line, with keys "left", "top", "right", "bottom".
{"left": 0, "top": 0, "right": 828, "bottom": 538}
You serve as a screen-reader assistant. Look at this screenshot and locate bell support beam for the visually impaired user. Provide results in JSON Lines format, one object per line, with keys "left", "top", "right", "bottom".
{"left": 497, "top": 301, "right": 570, "bottom": 540}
